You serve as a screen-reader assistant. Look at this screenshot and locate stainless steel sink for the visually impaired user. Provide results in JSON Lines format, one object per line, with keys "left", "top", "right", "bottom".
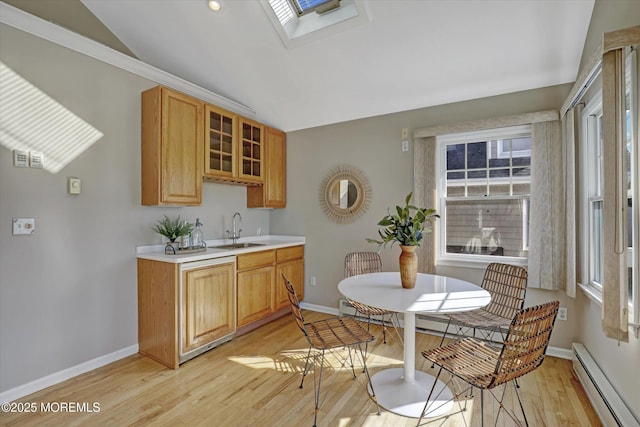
{"left": 213, "top": 242, "right": 266, "bottom": 249}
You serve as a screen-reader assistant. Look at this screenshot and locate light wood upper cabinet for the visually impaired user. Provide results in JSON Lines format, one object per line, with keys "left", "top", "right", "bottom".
{"left": 181, "top": 262, "right": 235, "bottom": 354}
{"left": 237, "top": 117, "right": 264, "bottom": 184}
{"left": 141, "top": 86, "right": 203, "bottom": 206}
{"left": 204, "top": 104, "right": 237, "bottom": 181}
{"left": 247, "top": 127, "right": 286, "bottom": 208}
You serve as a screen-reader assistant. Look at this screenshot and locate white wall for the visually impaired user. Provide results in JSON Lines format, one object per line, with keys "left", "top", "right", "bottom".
{"left": 0, "top": 24, "right": 270, "bottom": 393}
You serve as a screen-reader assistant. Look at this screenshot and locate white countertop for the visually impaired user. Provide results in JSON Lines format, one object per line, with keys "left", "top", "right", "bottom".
{"left": 136, "top": 235, "right": 305, "bottom": 263}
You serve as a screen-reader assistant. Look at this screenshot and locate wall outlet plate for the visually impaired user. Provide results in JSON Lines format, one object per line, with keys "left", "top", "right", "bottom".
{"left": 13, "top": 218, "right": 35, "bottom": 235}
{"left": 558, "top": 307, "right": 567, "bottom": 321}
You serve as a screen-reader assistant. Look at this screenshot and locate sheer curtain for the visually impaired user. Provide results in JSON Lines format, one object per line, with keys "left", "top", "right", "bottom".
{"left": 528, "top": 120, "right": 565, "bottom": 290}
{"left": 601, "top": 47, "right": 629, "bottom": 342}
{"left": 413, "top": 136, "right": 436, "bottom": 273}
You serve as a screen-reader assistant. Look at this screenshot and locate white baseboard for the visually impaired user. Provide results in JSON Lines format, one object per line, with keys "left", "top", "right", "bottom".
{"left": 0, "top": 344, "right": 138, "bottom": 404}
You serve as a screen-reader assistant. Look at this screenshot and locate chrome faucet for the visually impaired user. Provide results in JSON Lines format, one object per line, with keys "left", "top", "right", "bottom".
{"left": 227, "top": 212, "right": 242, "bottom": 245}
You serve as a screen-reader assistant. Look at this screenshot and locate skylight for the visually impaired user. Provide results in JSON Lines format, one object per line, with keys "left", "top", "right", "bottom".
{"left": 269, "top": 0, "right": 294, "bottom": 25}
{"left": 261, "top": 0, "right": 370, "bottom": 49}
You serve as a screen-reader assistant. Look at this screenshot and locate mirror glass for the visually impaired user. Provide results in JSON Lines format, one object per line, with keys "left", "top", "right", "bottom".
{"left": 319, "top": 165, "right": 371, "bottom": 223}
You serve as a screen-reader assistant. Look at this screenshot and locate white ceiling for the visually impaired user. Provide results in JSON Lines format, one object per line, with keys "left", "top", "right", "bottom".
{"left": 81, "top": 0, "right": 594, "bottom": 132}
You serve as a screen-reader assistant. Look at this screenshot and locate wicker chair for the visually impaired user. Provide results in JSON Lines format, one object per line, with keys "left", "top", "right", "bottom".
{"left": 438, "top": 262, "right": 527, "bottom": 346}
{"left": 282, "top": 274, "right": 380, "bottom": 427}
{"left": 344, "top": 252, "right": 402, "bottom": 349}
{"left": 419, "top": 301, "right": 560, "bottom": 426}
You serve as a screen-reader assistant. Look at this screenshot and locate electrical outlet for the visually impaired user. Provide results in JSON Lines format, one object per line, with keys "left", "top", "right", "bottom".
{"left": 13, "top": 218, "right": 35, "bottom": 235}
{"left": 558, "top": 307, "right": 567, "bottom": 321}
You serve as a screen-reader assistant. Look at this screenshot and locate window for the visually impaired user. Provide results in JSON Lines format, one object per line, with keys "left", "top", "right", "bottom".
{"left": 290, "top": 0, "right": 340, "bottom": 16}
{"left": 437, "top": 125, "right": 531, "bottom": 264}
{"left": 261, "top": 0, "right": 369, "bottom": 49}
{"left": 582, "top": 92, "right": 604, "bottom": 290}
{"left": 577, "top": 46, "right": 638, "bottom": 333}
{"left": 624, "top": 47, "right": 637, "bottom": 319}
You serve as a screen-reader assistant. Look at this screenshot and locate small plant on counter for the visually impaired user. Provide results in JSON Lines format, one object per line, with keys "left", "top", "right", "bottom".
{"left": 152, "top": 215, "right": 194, "bottom": 242}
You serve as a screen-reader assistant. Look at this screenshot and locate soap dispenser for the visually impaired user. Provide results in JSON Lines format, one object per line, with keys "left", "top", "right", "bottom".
{"left": 192, "top": 218, "right": 204, "bottom": 249}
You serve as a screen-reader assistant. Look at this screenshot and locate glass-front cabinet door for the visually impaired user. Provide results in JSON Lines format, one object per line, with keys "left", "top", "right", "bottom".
{"left": 238, "top": 117, "right": 264, "bottom": 183}
{"left": 204, "top": 104, "right": 236, "bottom": 180}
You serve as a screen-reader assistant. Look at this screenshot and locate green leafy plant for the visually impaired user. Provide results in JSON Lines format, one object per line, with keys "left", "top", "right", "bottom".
{"left": 367, "top": 192, "right": 439, "bottom": 248}
{"left": 152, "top": 215, "right": 194, "bottom": 242}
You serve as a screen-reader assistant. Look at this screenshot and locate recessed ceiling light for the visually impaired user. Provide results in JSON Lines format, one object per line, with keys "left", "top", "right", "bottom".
{"left": 208, "top": 1, "right": 222, "bottom": 12}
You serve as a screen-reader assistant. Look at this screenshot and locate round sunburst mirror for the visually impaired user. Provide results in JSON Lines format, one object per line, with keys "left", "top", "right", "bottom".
{"left": 319, "top": 165, "right": 371, "bottom": 224}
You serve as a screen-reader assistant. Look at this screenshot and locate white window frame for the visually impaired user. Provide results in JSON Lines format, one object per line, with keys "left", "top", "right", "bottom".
{"left": 436, "top": 125, "right": 531, "bottom": 269}
{"left": 626, "top": 47, "right": 639, "bottom": 331}
{"left": 581, "top": 91, "right": 604, "bottom": 294}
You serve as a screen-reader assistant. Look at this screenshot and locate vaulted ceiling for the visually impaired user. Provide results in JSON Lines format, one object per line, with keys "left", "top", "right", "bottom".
{"left": 4, "top": 0, "right": 595, "bottom": 131}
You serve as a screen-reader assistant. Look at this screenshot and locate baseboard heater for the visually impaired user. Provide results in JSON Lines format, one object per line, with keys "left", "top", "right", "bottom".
{"left": 572, "top": 343, "right": 640, "bottom": 427}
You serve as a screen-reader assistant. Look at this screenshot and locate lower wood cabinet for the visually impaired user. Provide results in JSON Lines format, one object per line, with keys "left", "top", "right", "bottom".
{"left": 138, "top": 257, "right": 236, "bottom": 369}
{"left": 275, "top": 246, "right": 305, "bottom": 310}
{"left": 237, "top": 265, "right": 275, "bottom": 327}
{"left": 138, "top": 245, "right": 304, "bottom": 366}
{"left": 181, "top": 261, "right": 235, "bottom": 354}
{"left": 236, "top": 245, "right": 304, "bottom": 333}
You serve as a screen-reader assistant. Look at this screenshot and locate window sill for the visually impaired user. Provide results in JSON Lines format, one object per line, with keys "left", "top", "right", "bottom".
{"left": 577, "top": 281, "right": 603, "bottom": 306}
{"left": 437, "top": 255, "right": 527, "bottom": 271}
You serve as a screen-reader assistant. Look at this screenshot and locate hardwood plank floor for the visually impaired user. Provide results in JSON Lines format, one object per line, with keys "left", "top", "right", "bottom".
{"left": 0, "top": 311, "right": 601, "bottom": 427}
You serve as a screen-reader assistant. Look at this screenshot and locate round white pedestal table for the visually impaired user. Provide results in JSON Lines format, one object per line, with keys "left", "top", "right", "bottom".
{"left": 338, "top": 272, "right": 491, "bottom": 418}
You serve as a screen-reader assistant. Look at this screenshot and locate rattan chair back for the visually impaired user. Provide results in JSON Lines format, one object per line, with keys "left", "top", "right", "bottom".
{"left": 420, "top": 301, "right": 559, "bottom": 426}
{"left": 481, "top": 262, "right": 528, "bottom": 321}
{"left": 491, "top": 300, "right": 559, "bottom": 388}
{"left": 283, "top": 274, "right": 307, "bottom": 338}
{"left": 344, "top": 251, "right": 383, "bottom": 277}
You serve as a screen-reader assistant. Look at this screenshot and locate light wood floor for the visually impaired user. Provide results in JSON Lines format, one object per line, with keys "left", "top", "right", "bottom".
{"left": 1, "top": 311, "right": 601, "bottom": 427}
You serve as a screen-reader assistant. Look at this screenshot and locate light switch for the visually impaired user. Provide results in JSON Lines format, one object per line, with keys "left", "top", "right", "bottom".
{"left": 29, "top": 151, "right": 43, "bottom": 168}
{"left": 13, "top": 150, "right": 29, "bottom": 167}
{"left": 13, "top": 218, "right": 35, "bottom": 235}
{"left": 68, "top": 177, "right": 81, "bottom": 194}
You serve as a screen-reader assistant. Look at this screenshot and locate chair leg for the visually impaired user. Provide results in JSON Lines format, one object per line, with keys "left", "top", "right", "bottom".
{"left": 513, "top": 380, "right": 529, "bottom": 426}
{"left": 356, "top": 343, "right": 380, "bottom": 415}
{"left": 418, "top": 366, "right": 443, "bottom": 425}
{"left": 480, "top": 389, "right": 485, "bottom": 427}
{"left": 300, "top": 346, "right": 312, "bottom": 389}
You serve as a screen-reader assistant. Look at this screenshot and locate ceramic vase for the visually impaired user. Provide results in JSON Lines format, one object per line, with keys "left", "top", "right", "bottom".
{"left": 399, "top": 245, "right": 418, "bottom": 289}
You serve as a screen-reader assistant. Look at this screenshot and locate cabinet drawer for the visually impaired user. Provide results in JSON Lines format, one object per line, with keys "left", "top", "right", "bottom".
{"left": 237, "top": 250, "right": 275, "bottom": 270}
{"left": 276, "top": 245, "right": 304, "bottom": 263}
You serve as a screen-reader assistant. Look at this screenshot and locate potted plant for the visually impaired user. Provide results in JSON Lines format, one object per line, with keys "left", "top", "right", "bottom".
{"left": 152, "top": 215, "right": 194, "bottom": 253}
{"left": 367, "top": 192, "right": 439, "bottom": 288}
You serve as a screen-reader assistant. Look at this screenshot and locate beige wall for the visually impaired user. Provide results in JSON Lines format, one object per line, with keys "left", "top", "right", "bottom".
{"left": 270, "top": 84, "right": 576, "bottom": 349}
{"left": 0, "top": 24, "right": 270, "bottom": 392}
